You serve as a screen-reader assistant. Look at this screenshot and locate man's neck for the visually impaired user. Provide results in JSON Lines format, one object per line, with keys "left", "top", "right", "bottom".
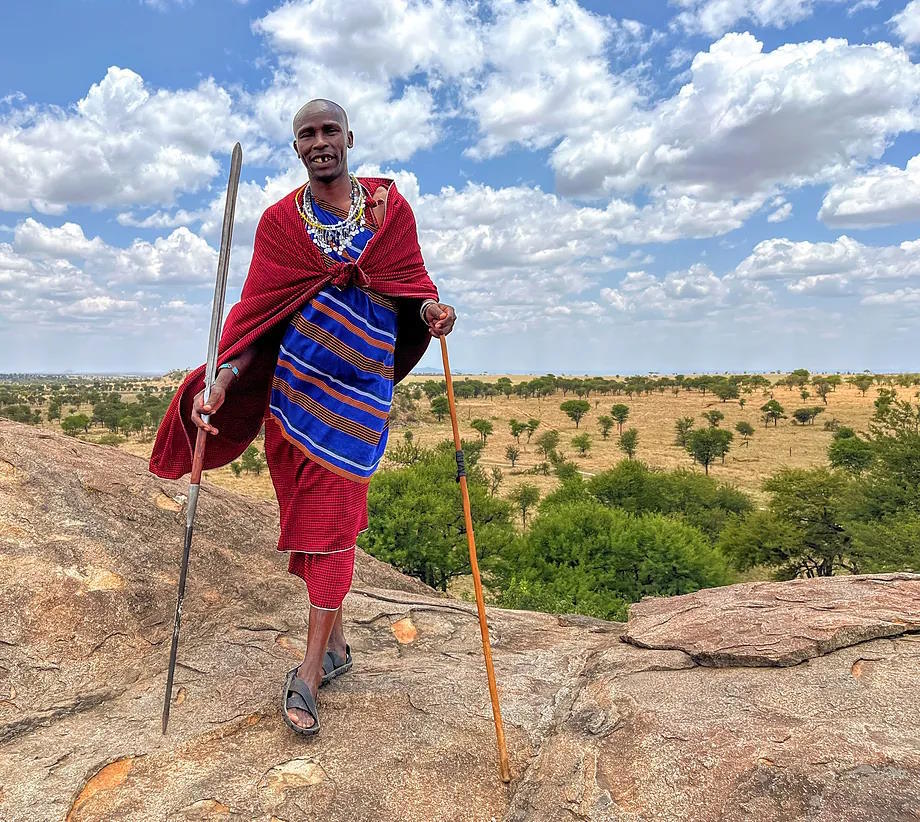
{"left": 309, "top": 170, "right": 354, "bottom": 211}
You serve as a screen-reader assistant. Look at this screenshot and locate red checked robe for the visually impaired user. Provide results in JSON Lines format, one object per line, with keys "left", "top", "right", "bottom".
{"left": 149, "top": 178, "right": 438, "bottom": 482}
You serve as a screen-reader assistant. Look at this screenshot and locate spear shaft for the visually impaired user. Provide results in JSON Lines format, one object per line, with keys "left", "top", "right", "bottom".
{"left": 162, "top": 143, "right": 242, "bottom": 734}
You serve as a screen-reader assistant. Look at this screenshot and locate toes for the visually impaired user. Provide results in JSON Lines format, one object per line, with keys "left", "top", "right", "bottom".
{"left": 287, "top": 707, "right": 315, "bottom": 729}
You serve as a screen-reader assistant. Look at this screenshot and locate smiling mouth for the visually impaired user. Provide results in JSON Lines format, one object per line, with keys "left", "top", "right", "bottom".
{"left": 311, "top": 154, "right": 335, "bottom": 165}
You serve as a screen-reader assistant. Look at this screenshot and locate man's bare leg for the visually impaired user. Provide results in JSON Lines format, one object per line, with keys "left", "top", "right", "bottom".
{"left": 328, "top": 605, "right": 347, "bottom": 660}
{"left": 287, "top": 605, "right": 346, "bottom": 730}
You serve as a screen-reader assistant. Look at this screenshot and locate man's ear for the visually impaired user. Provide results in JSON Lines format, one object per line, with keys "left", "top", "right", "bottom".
{"left": 347, "top": 130, "right": 354, "bottom": 149}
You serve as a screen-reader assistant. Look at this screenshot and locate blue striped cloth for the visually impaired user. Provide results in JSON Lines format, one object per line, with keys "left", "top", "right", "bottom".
{"left": 268, "top": 194, "right": 397, "bottom": 482}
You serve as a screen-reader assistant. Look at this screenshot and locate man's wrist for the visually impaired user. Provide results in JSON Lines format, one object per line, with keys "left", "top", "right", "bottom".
{"left": 216, "top": 362, "right": 239, "bottom": 388}
{"left": 420, "top": 299, "right": 438, "bottom": 322}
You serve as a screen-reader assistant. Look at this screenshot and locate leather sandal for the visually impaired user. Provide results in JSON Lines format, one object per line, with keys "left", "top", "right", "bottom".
{"left": 282, "top": 667, "right": 321, "bottom": 737}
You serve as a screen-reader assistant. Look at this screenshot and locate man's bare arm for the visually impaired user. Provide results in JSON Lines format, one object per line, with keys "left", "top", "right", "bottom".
{"left": 190, "top": 344, "right": 259, "bottom": 435}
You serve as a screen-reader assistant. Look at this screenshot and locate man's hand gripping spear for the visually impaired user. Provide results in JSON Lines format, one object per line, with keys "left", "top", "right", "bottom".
{"left": 161, "top": 143, "right": 242, "bottom": 734}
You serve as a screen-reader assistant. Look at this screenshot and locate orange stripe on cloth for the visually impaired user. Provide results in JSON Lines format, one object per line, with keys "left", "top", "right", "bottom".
{"left": 272, "top": 377, "right": 382, "bottom": 446}
{"left": 272, "top": 418, "right": 374, "bottom": 485}
{"left": 365, "top": 290, "right": 396, "bottom": 310}
{"left": 276, "top": 355, "right": 389, "bottom": 420}
{"left": 291, "top": 314, "right": 394, "bottom": 379}
{"left": 309, "top": 298, "right": 395, "bottom": 353}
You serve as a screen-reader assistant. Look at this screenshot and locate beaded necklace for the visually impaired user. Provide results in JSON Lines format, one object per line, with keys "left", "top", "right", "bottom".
{"left": 295, "top": 174, "right": 367, "bottom": 259}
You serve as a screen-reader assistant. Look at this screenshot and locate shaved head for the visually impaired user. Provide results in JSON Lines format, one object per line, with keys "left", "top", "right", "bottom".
{"left": 292, "top": 99, "right": 349, "bottom": 134}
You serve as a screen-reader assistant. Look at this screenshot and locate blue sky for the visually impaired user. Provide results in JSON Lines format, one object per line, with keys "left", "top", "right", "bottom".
{"left": 3, "top": 0, "right": 920, "bottom": 375}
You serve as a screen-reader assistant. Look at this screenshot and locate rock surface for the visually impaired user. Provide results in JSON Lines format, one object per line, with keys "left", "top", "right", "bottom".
{"left": 1, "top": 420, "right": 919, "bottom": 821}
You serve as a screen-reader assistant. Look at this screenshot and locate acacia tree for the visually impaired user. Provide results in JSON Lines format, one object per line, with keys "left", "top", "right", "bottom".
{"left": 525, "top": 418, "right": 540, "bottom": 443}
{"left": 674, "top": 417, "right": 695, "bottom": 447}
{"left": 814, "top": 380, "right": 831, "bottom": 405}
{"left": 792, "top": 406, "right": 825, "bottom": 425}
{"left": 598, "top": 415, "right": 614, "bottom": 440}
{"left": 506, "top": 444, "right": 521, "bottom": 467}
{"left": 509, "top": 419, "right": 527, "bottom": 444}
{"left": 509, "top": 483, "right": 540, "bottom": 528}
{"left": 362, "top": 441, "right": 515, "bottom": 590}
{"left": 702, "top": 410, "right": 724, "bottom": 428}
{"left": 560, "top": 399, "right": 591, "bottom": 428}
{"left": 535, "top": 429, "right": 560, "bottom": 460}
{"left": 618, "top": 427, "right": 639, "bottom": 460}
{"left": 489, "top": 466, "right": 504, "bottom": 496}
{"left": 717, "top": 468, "right": 855, "bottom": 578}
{"left": 714, "top": 382, "right": 739, "bottom": 402}
{"left": 61, "top": 414, "right": 90, "bottom": 436}
{"left": 610, "top": 404, "right": 630, "bottom": 434}
{"left": 828, "top": 435, "right": 874, "bottom": 475}
{"left": 572, "top": 432, "right": 592, "bottom": 456}
{"left": 470, "top": 418, "right": 493, "bottom": 443}
{"left": 735, "top": 420, "right": 755, "bottom": 445}
{"left": 761, "top": 399, "right": 786, "bottom": 427}
{"left": 686, "top": 428, "right": 733, "bottom": 474}
{"left": 849, "top": 375, "right": 874, "bottom": 396}
{"left": 430, "top": 396, "right": 449, "bottom": 421}
{"left": 241, "top": 444, "right": 265, "bottom": 475}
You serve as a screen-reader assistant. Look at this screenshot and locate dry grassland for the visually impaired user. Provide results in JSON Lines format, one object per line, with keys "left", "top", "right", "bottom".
{"left": 113, "top": 375, "right": 913, "bottom": 509}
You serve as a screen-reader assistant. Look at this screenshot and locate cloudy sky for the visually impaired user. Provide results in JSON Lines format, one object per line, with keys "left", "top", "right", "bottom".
{"left": 3, "top": 0, "right": 920, "bottom": 375}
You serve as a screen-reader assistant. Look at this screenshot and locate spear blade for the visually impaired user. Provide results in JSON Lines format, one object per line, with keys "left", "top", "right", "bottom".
{"left": 162, "top": 143, "right": 242, "bottom": 734}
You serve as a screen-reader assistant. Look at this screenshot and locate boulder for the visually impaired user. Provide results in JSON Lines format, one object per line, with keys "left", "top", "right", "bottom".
{"left": 1, "top": 421, "right": 918, "bottom": 821}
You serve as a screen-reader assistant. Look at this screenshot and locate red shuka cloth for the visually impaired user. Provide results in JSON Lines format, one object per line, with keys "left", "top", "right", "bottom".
{"left": 149, "top": 178, "right": 438, "bottom": 480}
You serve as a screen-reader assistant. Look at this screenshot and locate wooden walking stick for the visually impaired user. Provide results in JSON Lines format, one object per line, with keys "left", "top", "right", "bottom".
{"left": 161, "top": 143, "right": 242, "bottom": 734}
{"left": 439, "top": 335, "right": 511, "bottom": 783}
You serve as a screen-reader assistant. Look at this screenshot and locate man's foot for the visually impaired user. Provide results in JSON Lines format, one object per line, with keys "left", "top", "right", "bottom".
{"left": 327, "top": 636, "right": 347, "bottom": 660}
{"left": 286, "top": 664, "right": 321, "bottom": 731}
{"left": 321, "top": 639, "right": 352, "bottom": 687}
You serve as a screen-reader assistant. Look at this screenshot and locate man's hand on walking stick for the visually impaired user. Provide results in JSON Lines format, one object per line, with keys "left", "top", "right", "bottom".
{"left": 423, "top": 301, "right": 456, "bottom": 337}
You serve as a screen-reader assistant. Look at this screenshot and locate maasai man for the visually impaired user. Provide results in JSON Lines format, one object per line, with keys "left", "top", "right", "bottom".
{"left": 150, "top": 99, "right": 456, "bottom": 735}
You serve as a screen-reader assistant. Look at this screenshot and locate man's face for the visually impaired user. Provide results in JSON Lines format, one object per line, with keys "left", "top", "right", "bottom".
{"left": 293, "top": 106, "right": 353, "bottom": 184}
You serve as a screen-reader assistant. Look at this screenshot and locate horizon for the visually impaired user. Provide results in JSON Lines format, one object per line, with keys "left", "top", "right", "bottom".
{"left": 0, "top": 366, "right": 905, "bottom": 381}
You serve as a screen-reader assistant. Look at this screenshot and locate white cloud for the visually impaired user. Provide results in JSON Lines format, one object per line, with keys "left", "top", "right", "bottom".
{"left": 672, "top": 0, "right": 878, "bottom": 37}
{"left": 249, "top": 0, "right": 484, "bottom": 164}
{"left": 465, "top": 0, "right": 638, "bottom": 159}
{"left": 253, "top": 0, "right": 482, "bottom": 80}
{"left": 551, "top": 34, "right": 920, "bottom": 200}
{"left": 672, "top": 0, "right": 819, "bottom": 37}
{"left": 0, "top": 218, "right": 219, "bottom": 341}
{"left": 890, "top": 1, "right": 920, "bottom": 44}
{"left": 768, "top": 201, "right": 793, "bottom": 222}
{"left": 60, "top": 296, "right": 141, "bottom": 318}
{"left": 734, "top": 234, "right": 920, "bottom": 304}
{"left": 785, "top": 274, "right": 856, "bottom": 295}
{"left": 862, "top": 286, "right": 920, "bottom": 304}
{"left": 0, "top": 67, "right": 261, "bottom": 214}
{"left": 11, "top": 217, "right": 217, "bottom": 287}
{"left": 599, "top": 263, "right": 770, "bottom": 318}
{"left": 819, "top": 153, "right": 920, "bottom": 227}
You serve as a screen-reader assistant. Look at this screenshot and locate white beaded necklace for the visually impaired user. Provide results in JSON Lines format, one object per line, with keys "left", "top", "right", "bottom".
{"left": 295, "top": 175, "right": 366, "bottom": 258}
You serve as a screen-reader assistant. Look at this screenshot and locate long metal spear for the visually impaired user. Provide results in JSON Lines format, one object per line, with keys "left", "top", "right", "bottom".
{"left": 439, "top": 335, "right": 511, "bottom": 783}
{"left": 162, "top": 143, "right": 242, "bottom": 734}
